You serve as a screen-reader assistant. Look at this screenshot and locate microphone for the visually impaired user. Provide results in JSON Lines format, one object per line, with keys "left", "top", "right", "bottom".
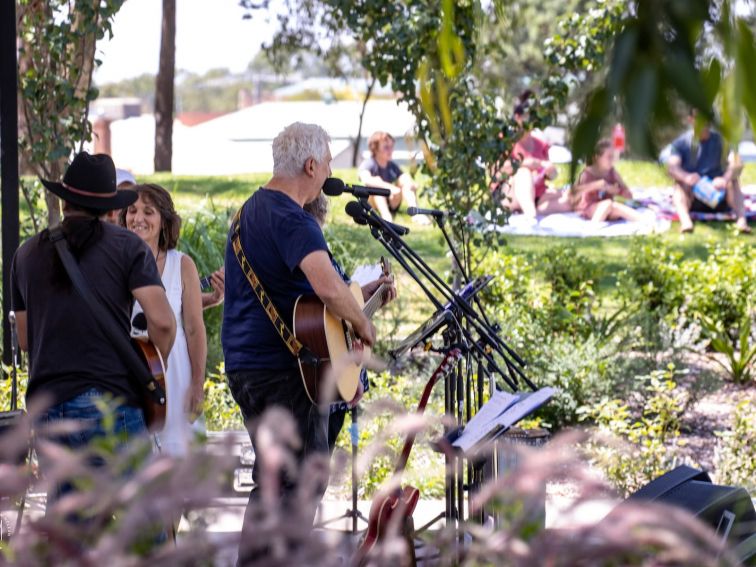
{"left": 407, "top": 206, "right": 456, "bottom": 218}
{"left": 323, "top": 177, "right": 391, "bottom": 198}
{"left": 344, "top": 201, "right": 410, "bottom": 236}
{"left": 344, "top": 201, "right": 368, "bottom": 225}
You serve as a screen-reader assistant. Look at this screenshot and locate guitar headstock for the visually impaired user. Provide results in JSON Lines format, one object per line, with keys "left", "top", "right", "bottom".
{"left": 432, "top": 348, "right": 463, "bottom": 382}
{"left": 380, "top": 256, "right": 392, "bottom": 279}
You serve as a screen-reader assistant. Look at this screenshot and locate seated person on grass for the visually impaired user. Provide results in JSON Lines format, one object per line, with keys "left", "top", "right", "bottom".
{"left": 491, "top": 97, "right": 572, "bottom": 220}
{"left": 665, "top": 110, "right": 750, "bottom": 234}
{"left": 358, "top": 131, "right": 429, "bottom": 224}
{"left": 573, "top": 139, "right": 643, "bottom": 224}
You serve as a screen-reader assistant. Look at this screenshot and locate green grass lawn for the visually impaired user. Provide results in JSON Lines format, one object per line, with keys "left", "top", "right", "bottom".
{"left": 145, "top": 160, "right": 753, "bottom": 275}
{"left": 139, "top": 160, "right": 753, "bottom": 335}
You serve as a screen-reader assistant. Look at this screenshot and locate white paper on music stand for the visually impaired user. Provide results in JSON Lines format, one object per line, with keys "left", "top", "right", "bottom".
{"left": 351, "top": 263, "right": 383, "bottom": 286}
{"left": 452, "top": 387, "right": 556, "bottom": 454}
{"left": 463, "top": 390, "right": 520, "bottom": 433}
{"left": 452, "top": 390, "right": 519, "bottom": 453}
{"left": 491, "top": 387, "right": 556, "bottom": 431}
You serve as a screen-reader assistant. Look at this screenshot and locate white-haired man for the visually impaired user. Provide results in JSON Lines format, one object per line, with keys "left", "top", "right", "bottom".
{"left": 222, "top": 122, "right": 375, "bottom": 562}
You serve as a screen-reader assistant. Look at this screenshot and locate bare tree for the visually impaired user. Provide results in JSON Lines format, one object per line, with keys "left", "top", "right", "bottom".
{"left": 154, "top": 0, "right": 176, "bottom": 172}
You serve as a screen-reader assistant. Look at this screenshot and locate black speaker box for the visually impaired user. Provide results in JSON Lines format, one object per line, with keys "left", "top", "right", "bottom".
{"left": 626, "top": 465, "right": 756, "bottom": 562}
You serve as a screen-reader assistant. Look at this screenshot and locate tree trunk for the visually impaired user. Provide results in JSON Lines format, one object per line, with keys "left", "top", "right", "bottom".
{"left": 154, "top": 0, "right": 176, "bottom": 172}
{"left": 352, "top": 77, "right": 376, "bottom": 167}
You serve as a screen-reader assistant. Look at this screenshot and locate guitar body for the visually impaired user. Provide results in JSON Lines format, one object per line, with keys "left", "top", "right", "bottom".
{"left": 294, "top": 282, "right": 367, "bottom": 404}
{"left": 131, "top": 337, "right": 167, "bottom": 432}
{"left": 354, "top": 485, "right": 420, "bottom": 566}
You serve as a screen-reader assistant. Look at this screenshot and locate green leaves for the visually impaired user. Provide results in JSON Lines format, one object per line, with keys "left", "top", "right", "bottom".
{"left": 548, "top": 0, "right": 756, "bottom": 176}
{"left": 18, "top": 0, "right": 125, "bottom": 226}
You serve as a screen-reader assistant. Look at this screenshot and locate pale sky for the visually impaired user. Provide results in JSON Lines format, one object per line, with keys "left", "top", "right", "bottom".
{"left": 94, "top": 0, "right": 278, "bottom": 84}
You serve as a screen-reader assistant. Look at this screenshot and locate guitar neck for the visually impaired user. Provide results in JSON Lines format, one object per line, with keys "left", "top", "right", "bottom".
{"left": 394, "top": 349, "right": 461, "bottom": 474}
{"left": 362, "top": 283, "right": 388, "bottom": 320}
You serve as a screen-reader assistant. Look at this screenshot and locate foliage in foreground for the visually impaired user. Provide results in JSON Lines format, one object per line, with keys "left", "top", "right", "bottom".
{"left": 0, "top": 407, "right": 741, "bottom": 566}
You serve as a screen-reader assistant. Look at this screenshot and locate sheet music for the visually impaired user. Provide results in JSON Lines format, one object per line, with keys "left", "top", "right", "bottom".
{"left": 464, "top": 390, "right": 520, "bottom": 433}
{"left": 351, "top": 263, "right": 383, "bottom": 286}
{"left": 452, "top": 390, "right": 519, "bottom": 453}
{"left": 490, "top": 387, "right": 556, "bottom": 431}
{"left": 452, "top": 387, "right": 556, "bottom": 454}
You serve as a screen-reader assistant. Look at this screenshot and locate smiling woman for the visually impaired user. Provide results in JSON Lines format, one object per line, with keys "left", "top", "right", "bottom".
{"left": 119, "top": 183, "right": 207, "bottom": 458}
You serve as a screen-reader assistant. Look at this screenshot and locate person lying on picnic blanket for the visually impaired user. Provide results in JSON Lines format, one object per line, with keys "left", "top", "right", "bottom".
{"left": 664, "top": 110, "right": 750, "bottom": 234}
{"left": 573, "top": 139, "right": 644, "bottom": 225}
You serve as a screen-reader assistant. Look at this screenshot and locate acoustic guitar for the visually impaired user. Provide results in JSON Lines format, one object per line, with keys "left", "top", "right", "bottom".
{"left": 131, "top": 336, "right": 167, "bottom": 433}
{"left": 293, "top": 257, "right": 392, "bottom": 404}
{"left": 353, "top": 349, "right": 462, "bottom": 566}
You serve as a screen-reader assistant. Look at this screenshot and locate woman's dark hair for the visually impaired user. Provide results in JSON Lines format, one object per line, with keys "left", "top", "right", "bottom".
{"left": 587, "top": 139, "right": 613, "bottom": 166}
{"left": 118, "top": 183, "right": 181, "bottom": 251}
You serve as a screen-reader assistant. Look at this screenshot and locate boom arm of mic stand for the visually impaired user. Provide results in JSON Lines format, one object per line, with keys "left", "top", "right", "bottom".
{"left": 368, "top": 206, "right": 529, "bottom": 372}
{"left": 362, "top": 214, "right": 521, "bottom": 390}
{"left": 356, "top": 200, "right": 532, "bottom": 389}
{"left": 437, "top": 215, "right": 498, "bottom": 332}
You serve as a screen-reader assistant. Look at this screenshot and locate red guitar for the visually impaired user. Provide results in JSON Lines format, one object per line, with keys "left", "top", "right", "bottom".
{"left": 353, "top": 349, "right": 462, "bottom": 566}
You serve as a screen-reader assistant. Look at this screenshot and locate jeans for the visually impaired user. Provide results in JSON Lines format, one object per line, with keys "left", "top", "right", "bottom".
{"left": 38, "top": 388, "right": 148, "bottom": 510}
{"left": 227, "top": 367, "right": 329, "bottom": 565}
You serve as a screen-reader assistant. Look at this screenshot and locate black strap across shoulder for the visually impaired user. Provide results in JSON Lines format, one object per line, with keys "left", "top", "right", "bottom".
{"left": 48, "top": 226, "right": 166, "bottom": 404}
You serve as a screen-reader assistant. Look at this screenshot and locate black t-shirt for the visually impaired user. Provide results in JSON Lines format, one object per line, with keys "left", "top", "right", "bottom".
{"left": 11, "top": 221, "right": 163, "bottom": 406}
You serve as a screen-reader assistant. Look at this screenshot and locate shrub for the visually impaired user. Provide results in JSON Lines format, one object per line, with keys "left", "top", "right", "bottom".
{"left": 177, "top": 199, "right": 234, "bottom": 373}
{"left": 580, "top": 365, "right": 691, "bottom": 496}
{"left": 714, "top": 401, "right": 756, "bottom": 493}
{"left": 618, "top": 238, "right": 684, "bottom": 315}
{"left": 203, "top": 363, "right": 244, "bottom": 432}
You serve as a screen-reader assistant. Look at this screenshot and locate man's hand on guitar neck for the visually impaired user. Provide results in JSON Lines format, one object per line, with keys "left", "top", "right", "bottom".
{"left": 361, "top": 275, "right": 397, "bottom": 305}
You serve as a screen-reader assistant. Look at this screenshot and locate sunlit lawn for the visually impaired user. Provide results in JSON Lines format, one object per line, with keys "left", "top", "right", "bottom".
{"left": 141, "top": 160, "right": 754, "bottom": 333}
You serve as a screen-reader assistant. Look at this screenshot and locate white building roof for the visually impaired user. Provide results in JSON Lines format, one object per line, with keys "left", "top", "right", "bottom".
{"left": 106, "top": 99, "right": 418, "bottom": 175}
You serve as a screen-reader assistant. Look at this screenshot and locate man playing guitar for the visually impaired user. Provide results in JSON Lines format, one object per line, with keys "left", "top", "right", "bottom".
{"left": 222, "top": 122, "right": 376, "bottom": 563}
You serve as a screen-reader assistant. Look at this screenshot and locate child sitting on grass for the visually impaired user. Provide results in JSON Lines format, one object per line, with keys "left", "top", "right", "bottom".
{"left": 573, "top": 139, "right": 643, "bottom": 223}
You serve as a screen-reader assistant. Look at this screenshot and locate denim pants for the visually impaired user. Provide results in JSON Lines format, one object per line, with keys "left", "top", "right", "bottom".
{"left": 227, "top": 367, "right": 329, "bottom": 564}
{"left": 38, "top": 387, "right": 148, "bottom": 510}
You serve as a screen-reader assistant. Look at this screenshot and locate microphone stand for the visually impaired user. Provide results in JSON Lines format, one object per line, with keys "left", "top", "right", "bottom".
{"left": 354, "top": 199, "right": 531, "bottom": 391}
{"left": 350, "top": 200, "right": 528, "bottom": 550}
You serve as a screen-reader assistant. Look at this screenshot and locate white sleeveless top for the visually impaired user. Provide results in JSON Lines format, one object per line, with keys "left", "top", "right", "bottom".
{"left": 133, "top": 249, "right": 201, "bottom": 456}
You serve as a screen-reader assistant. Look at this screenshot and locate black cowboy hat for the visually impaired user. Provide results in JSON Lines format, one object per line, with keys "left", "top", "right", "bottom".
{"left": 40, "top": 152, "right": 138, "bottom": 212}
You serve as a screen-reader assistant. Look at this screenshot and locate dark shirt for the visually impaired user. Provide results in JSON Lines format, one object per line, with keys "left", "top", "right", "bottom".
{"left": 222, "top": 188, "right": 329, "bottom": 372}
{"left": 670, "top": 129, "right": 725, "bottom": 178}
{"left": 11, "top": 221, "right": 162, "bottom": 406}
{"left": 358, "top": 157, "right": 403, "bottom": 184}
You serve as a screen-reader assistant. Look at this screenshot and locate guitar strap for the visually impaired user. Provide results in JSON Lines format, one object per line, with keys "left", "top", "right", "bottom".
{"left": 230, "top": 205, "right": 318, "bottom": 367}
{"left": 48, "top": 226, "right": 167, "bottom": 405}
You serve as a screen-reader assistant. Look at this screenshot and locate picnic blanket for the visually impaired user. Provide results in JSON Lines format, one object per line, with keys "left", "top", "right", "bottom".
{"left": 497, "top": 208, "right": 670, "bottom": 238}
{"left": 633, "top": 184, "right": 756, "bottom": 221}
{"left": 494, "top": 185, "right": 756, "bottom": 237}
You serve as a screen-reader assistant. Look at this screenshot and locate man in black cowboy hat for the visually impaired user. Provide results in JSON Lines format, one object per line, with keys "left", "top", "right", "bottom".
{"left": 10, "top": 152, "right": 176, "bottom": 502}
